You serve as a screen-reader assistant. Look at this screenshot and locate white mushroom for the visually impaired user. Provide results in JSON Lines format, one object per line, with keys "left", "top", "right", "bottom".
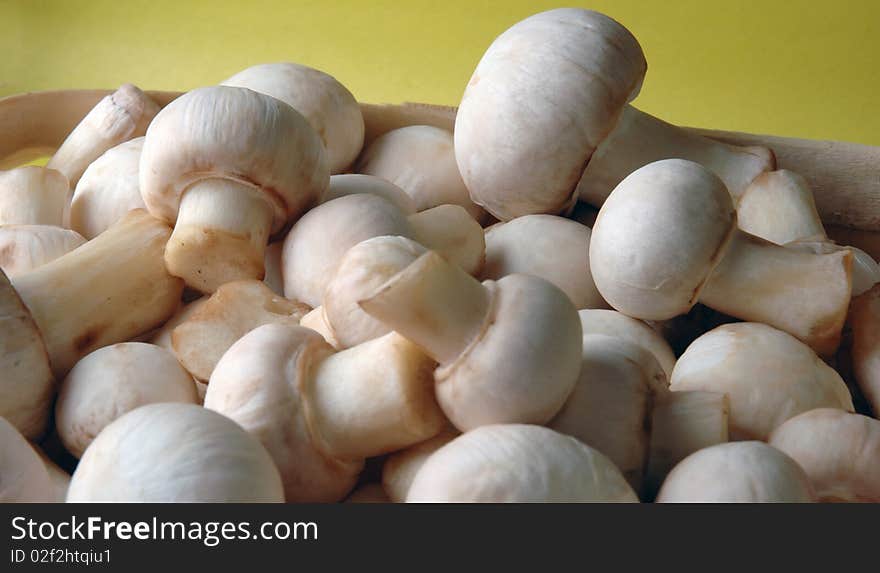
{"left": 262, "top": 241, "right": 285, "bottom": 296}
{"left": 850, "top": 283, "right": 880, "bottom": 414}
{"left": 406, "top": 424, "right": 638, "bottom": 502}
{"left": 578, "top": 309, "right": 676, "bottom": 379}
{"left": 322, "top": 174, "right": 416, "bottom": 214}
{"left": 382, "top": 427, "right": 459, "bottom": 502}
{"left": 0, "top": 225, "right": 85, "bottom": 277}
{"left": 67, "top": 403, "right": 285, "bottom": 502}
{"left": 55, "top": 342, "right": 199, "bottom": 458}
{"left": 0, "top": 417, "right": 54, "bottom": 502}
{"left": 0, "top": 166, "right": 70, "bottom": 226}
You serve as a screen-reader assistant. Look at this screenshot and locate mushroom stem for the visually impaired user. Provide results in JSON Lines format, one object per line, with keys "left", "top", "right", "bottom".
{"left": 736, "top": 170, "right": 825, "bottom": 243}
{"left": 407, "top": 204, "right": 485, "bottom": 276}
{"left": 165, "top": 179, "right": 275, "bottom": 293}
{"left": 308, "top": 333, "right": 444, "bottom": 460}
{"left": 700, "top": 229, "right": 852, "bottom": 356}
{"left": 358, "top": 252, "right": 491, "bottom": 364}
{"left": 578, "top": 106, "right": 774, "bottom": 206}
{"left": 11, "top": 209, "right": 184, "bottom": 376}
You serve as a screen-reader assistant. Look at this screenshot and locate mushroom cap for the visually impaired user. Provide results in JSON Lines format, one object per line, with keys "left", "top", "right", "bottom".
{"left": 578, "top": 309, "right": 676, "bottom": 378}
{"left": 356, "top": 125, "right": 485, "bottom": 220}
{"left": 769, "top": 408, "right": 880, "bottom": 502}
{"left": 70, "top": 137, "right": 145, "bottom": 239}
{"left": 382, "top": 426, "right": 459, "bottom": 502}
{"left": 281, "top": 193, "right": 413, "bottom": 307}
{"left": 171, "top": 279, "right": 310, "bottom": 382}
{"left": 549, "top": 335, "right": 668, "bottom": 492}
{"left": 324, "top": 235, "right": 427, "bottom": 348}
{"left": 655, "top": 441, "right": 815, "bottom": 503}
{"left": 323, "top": 174, "right": 416, "bottom": 214}
{"left": 436, "top": 273, "right": 582, "bottom": 430}
{"left": 67, "top": 403, "right": 284, "bottom": 502}
{"left": 221, "top": 62, "right": 364, "bottom": 174}
{"left": 149, "top": 298, "right": 207, "bottom": 351}
{"left": 204, "top": 322, "right": 362, "bottom": 502}
{"left": 0, "top": 269, "right": 53, "bottom": 439}
{"left": 0, "top": 225, "right": 85, "bottom": 277}
{"left": 0, "top": 416, "right": 54, "bottom": 502}
{"left": 670, "top": 322, "right": 854, "bottom": 440}
{"left": 454, "top": 8, "right": 646, "bottom": 220}
{"left": 0, "top": 166, "right": 70, "bottom": 226}
{"left": 55, "top": 342, "right": 199, "bottom": 458}
{"left": 589, "top": 159, "right": 737, "bottom": 320}
{"left": 483, "top": 214, "right": 606, "bottom": 309}
{"left": 140, "top": 85, "right": 328, "bottom": 232}
{"left": 406, "top": 424, "right": 638, "bottom": 502}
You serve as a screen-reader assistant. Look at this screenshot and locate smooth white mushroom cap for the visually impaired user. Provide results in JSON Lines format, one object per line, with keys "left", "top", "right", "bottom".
{"left": 0, "top": 166, "right": 70, "bottom": 227}
{"left": 140, "top": 85, "right": 328, "bottom": 232}
{"left": 483, "top": 214, "right": 606, "bottom": 309}
{"left": 70, "top": 137, "right": 146, "bottom": 239}
{"left": 769, "top": 408, "right": 880, "bottom": 502}
{"left": 322, "top": 174, "right": 416, "bottom": 214}
{"left": 670, "top": 322, "right": 854, "bottom": 440}
{"left": 407, "top": 424, "right": 638, "bottom": 502}
{"left": 590, "top": 159, "right": 736, "bottom": 320}
{"left": 221, "top": 62, "right": 364, "bottom": 174}
{"left": 67, "top": 403, "right": 284, "bottom": 502}
{"left": 0, "top": 225, "right": 85, "bottom": 277}
{"left": 0, "top": 417, "right": 54, "bottom": 502}
{"left": 55, "top": 342, "right": 199, "bottom": 458}
{"left": 578, "top": 309, "right": 676, "bottom": 378}
{"left": 356, "top": 125, "right": 485, "bottom": 220}
{"left": 454, "top": 8, "right": 646, "bottom": 220}
{"left": 656, "top": 441, "right": 815, "bottom": 503}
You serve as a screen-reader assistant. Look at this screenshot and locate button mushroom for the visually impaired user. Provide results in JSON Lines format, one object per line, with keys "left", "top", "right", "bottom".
{"left": 670, "top": 322, "right": 853, "bottom": 440}
{"left": 1, "top": 209, "right": 183, "bottom": 438}
{"left": 406, "top": 424, "right": 638, "bottom": 502}
{"left": 769, "top": 408, "right": 880, "bottom": 502}
{"left": 356, "top": 125, "right": 486, "bottom": 221}
{"left": 67, "top": 403, "right": 285, "bottom": 502}
{"left": 55, "top": 342, "right": 199, "bottom": 458}
{"left": 204, "top": 322, "right": 445, "bottom": 502}
{"left": 655, "top": 442, "right": 815, "bottom": 503}
{"left": 139, "top": 85, "right": 329, "bottom": 293}
{"left": 0, "top": 225, "right": 85, "bottom": 277}
{"left": 0, "top": 416, "right": 54, "bottom": 502}
{"left": 221, "top": 62, "right": 364, "bottom": 175}
{"left": 359, "top": 251, "right": 582, "bottom": 430}
{"left": 0, "top": 166, "right": 70, "bottom": 226}
{"left": 589, "top": 158, "right": 852, "bottom": 355}
{"left": 455, "top": 8, "right": 772, "bottom": 220}
{"left": 322, "top": 174, "right": 416, "bottom": 214}
{"left": 47, "top": 84, "right": 159, "bottom": 188}
{"left": 482, "top": 214, "right": 607, "bottom": 310}
{"left": 69, "top": 136, "right": 146, "bottom": 239}
{"left": 382, "top": 427, "right": 459, "bottom": 503}
{"left": 578, "top": 309, "right": 676, "bottom": 379}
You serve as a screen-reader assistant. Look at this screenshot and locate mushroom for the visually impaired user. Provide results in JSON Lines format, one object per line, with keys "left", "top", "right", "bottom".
{"left": 299, "top": 306, "right": 341, "bottom": 349}
{"left": 34, "top": 448, "right": 71, "bottom": 502}
{"left": 204, "top": 323, "right": 446, "bottom": 502}
{"left": 645, "top": 390, "right": 729, "bottom": 497}
{"left": 281, "top": 193, "right": 484, "bottom": 307}
{"left": 345, "top": 484, "right": 391, "bottom": 503}
{"left": 0, "top": 166, "right": 70, "bottom": 226}
{"left": 589, "top": 159, "right": 852, "bottom": 355}
{"left": 655, "top": 442, "right": 815, "bottom": 503}
{"left": 323, "top": 235, "right": 427, "bottom": 348}
{"left": 262, "top": 241, "right": 285, "bottom": 296}
{"left": 221, "top": 62, "right": 364, "bottom": 174}
{"left": 578, "top": 309, "right": 676, "bottom": 379}
{"left": 1, "top": 209, "right": 183, "bottom": 439}
{"left": 171, "top": 279, "right": 310, "bottom": 382}
{"left": 140, "top": 85, "right": 329, "bottom": 293}
{"left": 356, "top": 125, "right": 486, "bottom": 221}
{"left": 69, "top": 137, "right": 146, "bottom": 239}
{"left": 455, "top": 8, "right": 772, "bottom": 220}
{"left": 382, "top": 427, "right": 459, "bottom": 502}
{"left": 149, "top": 298, "right": 207, "bottom": 352}
{"left": 55, "top": 342, "right": 199, "bottom": 458}
{"left": 0, "top": 225, "right": 86, "bottom": 276}
{"left": 670, "top": 322, "right": 854, "bottom": 440}
{"left": 359, "top": 251, "right": 582, "bottom": 430}
{"left": 322, "top": 174, "right": 416, "bottom": 214}
{"left": 47, "top": 84, "right": 159, "bottom": 188}
{"left": 406, "top": 424, "right": 638, "bottom": 502}
{"left": 67, "top": 403, "right": 284, "bottom": 502}
{"left": 850, "top": 284, "right": 880, "bottom": 414}
{"left": 482, "top": 215, "right": 607, "bottom": 309}
{"left": 737, "top": 170, "right": 880, "bottom": 295}
{"left": 769, "top": 408, "right": 880, "bottom": 502}
{"left": 0, "top": 416, "right": 54, "bottom": 502}
{"left": 549, "top": 335, "right": 668, "bottom": 493}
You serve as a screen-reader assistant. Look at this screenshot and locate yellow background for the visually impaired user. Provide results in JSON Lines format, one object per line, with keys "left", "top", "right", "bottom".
{"left": 2, "top": 0, "right": 878, "bottom": 145}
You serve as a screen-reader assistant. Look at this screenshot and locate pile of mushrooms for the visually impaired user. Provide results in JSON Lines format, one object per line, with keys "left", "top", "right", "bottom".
{"left": 2, "top": 7, "right": 879, "bottom": 504}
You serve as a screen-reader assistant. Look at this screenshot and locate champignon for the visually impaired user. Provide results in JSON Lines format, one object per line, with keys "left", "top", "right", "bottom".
{"left": 382, "top": 427, "right": 459, "bottom": 502}
{"left": 578, "top": 309, "right": 676, "bottom": 378}
{"left": 589, "top": 159, "right": 851, "bottom": 355}
{"left": 0, "top": 225, "right": 85, "bottom": 277}
{"left": 0, "top": 416, "right": 54, "bottom": 502}
{"left": 322, "top": 174, "right": 416, "bottom": 214}
{"left": 0, "top": 166, "right": 69, "bottom": 226}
